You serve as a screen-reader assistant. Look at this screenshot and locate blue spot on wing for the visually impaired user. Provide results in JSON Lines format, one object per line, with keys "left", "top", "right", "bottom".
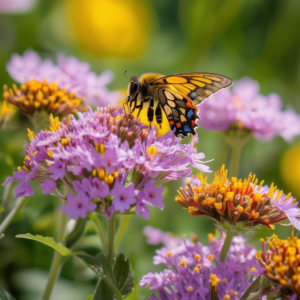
{"left": 189, "top": 92, "right": 197, "bottom": 99}
{"left": 184, "top": 125, "right": 192, "bottom": 133}
{"left": 187, "top": 109, "right": 194, "bottom": 120}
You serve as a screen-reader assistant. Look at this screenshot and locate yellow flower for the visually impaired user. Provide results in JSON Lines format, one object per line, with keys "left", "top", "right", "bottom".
{"left": 256, "top": 235, "right": 300, "bottom": 299}
{"left": 0, "top": 100, "right": 15, "bottom": 128}
{"left": 281, "top": 142, "right": 300, "bottom": 199}
{"left": 67, "top": 0, "right": 153, "bottom": 58}
{"left": 3, "top": 80, "right": 87, "bottom": 118}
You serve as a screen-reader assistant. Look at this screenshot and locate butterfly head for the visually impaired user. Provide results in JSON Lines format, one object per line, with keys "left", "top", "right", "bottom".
{"left": 126, "top": 76, "right": 141, "bottom": 104}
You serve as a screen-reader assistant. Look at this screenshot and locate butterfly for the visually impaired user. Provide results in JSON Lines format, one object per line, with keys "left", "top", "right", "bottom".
{"left": 125, "top": 72, "right": 232, "bottom": 137}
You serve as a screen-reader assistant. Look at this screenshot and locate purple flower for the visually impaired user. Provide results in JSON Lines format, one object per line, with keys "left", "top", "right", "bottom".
{"left": 141, "top": 230, "right": 262, "bottom": 300}
{"left": 198, "top": 77, "right": 300, "bottom": 141}
{"left": 60, "top": 192, "right": 96, "bottom": 219}
{"left": 140, "top": 181, "right": 164, "bottom": 210}
{"left": 40, "top": 179, "right": 56, "bottom": 195}
{"left": 6, "top": 50, "right": 120, "bottom": 107}
{"left": 111, "top": 180, "right": 136, "bottom": 213}
{"left": 3, "top": 106, "right": 211, "bottom": 219}
{"left": 0, "top": 0, "right": 36, "bottom": 13}
{"left": 143, "top": 226, "right": 181, "bottom": 248}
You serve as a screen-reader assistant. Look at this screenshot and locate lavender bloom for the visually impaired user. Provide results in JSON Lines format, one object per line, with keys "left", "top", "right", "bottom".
{"left": 141, "top": 230, "right": 261, "bottom": 300}
{"left": 6, "top": 50, "right": 120, "bottom": 107}
{"left": 3, "top": 106, "right": 211, "bottom": 219}
{"left": 0, "top": 0, "right": 36, "bottom": 13}
{"left": 198, "top": 77, "right": 300, "bottom": 141}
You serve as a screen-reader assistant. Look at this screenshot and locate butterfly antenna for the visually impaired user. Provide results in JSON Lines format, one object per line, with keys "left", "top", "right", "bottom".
{"left": 124, "top": 70, "right": 129, "bottom": 81}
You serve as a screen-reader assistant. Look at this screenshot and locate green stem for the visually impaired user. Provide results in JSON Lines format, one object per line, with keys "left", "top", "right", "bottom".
{"left": 1, "top": 183, "right": 13, "bottom": 209}
{"left": 88, "top": 213, "right": 108, "bottom": 251}
{"left": 219, "top": 232, "right": 234, "bottom": 262}
{"left": 239, "top": 275, "right": 261, "bottom": 300}
{"left": 0, "top": 196, "right": 28, "bottom": 235}
{"left": 41, "top": 210, "right": 67, "bottom": 300}
{"left": 114, "top": 215, "right": 131, "bottom": 251}
{"left": 230, "top": 144, "right": 241, "bottom": 178}
{"left": 107, "top": 214, "right": 116, "bottom": 264}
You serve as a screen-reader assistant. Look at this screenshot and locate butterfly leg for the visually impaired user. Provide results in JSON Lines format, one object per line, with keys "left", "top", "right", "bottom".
{"left": 147, "top": 98, "right": 155, "bottom": 126}
{"left": 123, "top": 96, "right": 130, "bottom": 115}
{"left": 135, "top": 97, "right": 152, "bottom": 118}
{"left": 155, "top": 103, "right": 162, "bottom": 128}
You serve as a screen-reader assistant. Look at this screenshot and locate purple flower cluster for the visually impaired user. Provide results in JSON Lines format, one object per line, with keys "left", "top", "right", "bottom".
{"left": 3, "top": 106, "right": 210, "bottom": 220}
{"left": 141, "top": 228, "right": 261, "bottom": 300}
{"left": 7, "top": 50, "right": 120, "bottom": 107}
{"left": 197, "top": 77, "right": 300, "bottom": 141}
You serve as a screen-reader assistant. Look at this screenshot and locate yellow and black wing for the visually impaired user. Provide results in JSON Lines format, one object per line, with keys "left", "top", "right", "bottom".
{"left": 157, "top": 88, "right": 199, "bottom": 136}
{"left": 146, "top": 72, "right": 232, "bottom": 105}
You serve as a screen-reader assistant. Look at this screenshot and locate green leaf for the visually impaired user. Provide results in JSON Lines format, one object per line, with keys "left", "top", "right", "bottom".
{"left": 94, "top": 280, "right": 114, "bottom": 300}
{"left": 65, "top": 218, "right": 87, "bottom": 248}
{"left": 0, "top": 206, "right": 4, "bottom": 214}
{"left": 0, "top": 234, "right": 4, "bottom": 240}
{"left": 119, "top": 271, "right": 134, "bottom": 298}
{"left": 114, "top": 253, "right": 133, "bottom": 296}
{"left": 77, "top": 253, "right": 116, "bottom": 284}
{"left": 0, "top": 286, "right": 16, "bottom": 300}
{"left": 239, "top": 275, "right": 262, "bottom": 300}
{"left": 85, "top": 296, "right": 93, "bottom": 300}
{"left": 16, "top": 233, "right": 72, "bottom": 256}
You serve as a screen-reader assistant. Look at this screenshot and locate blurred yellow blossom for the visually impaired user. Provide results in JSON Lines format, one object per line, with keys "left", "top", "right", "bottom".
{"left": 67, "top": 0, "right": 153, "bottom": 58}
{"left": 0, "top": 100, "right": 15, "bottom": 129}
{"left": 281, "top": 142, "right": 300, "bottom": 199}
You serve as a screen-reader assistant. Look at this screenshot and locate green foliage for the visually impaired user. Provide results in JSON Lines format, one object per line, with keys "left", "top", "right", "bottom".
{"left": 16, "top": 233, "right": 72, "bottom": 256}
{"left": 114, "top": 253, "right": 134, "bottom": 298}
{"left": 65, "top": 218, "right": 87, "bottom": 248}
{"left": 94, "top": 280, "right": 114, "bottom": 300}
{"left": 0, "top": 286, "right": 16, "bottom": 300}
{"left": 78, "top": 252, "right": 134, "bottom": 299}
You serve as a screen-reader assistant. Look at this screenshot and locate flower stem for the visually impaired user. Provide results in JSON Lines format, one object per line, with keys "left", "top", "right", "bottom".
{"left": 88, "top": 213, "right": 108, "bottom": 252}
{"left": 1, "top": 182, "right": 13, "bottom": 210}
{"left": 0, "top": 196, "right": 27, "bottom": 235}
{"left": 114, "top": 215, "right": 131, "bottom": 251}
{"left": 107, "top": 214, "right": 116, "bottom": 264}
{"left": 230, "top": 144, "right": 241, "bottom": 178}
{"left": 219, "top": 232, "right": 233, "bottom": 263}
{"left": 41, "top": 209, "right": 67, "bottom": 300}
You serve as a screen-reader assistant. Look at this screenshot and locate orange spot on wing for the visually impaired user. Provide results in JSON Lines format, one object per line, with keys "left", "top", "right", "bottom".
{"left": 191, "top": 120, "right": 197, "bottom": 126}
{"left": 176, "top": 122, "right": 182, "bottom": 128}
{"left": 169, "top": 120, "right": 174, "bottom": 125}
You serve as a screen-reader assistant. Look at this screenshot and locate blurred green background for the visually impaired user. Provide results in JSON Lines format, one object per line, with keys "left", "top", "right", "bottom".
{"left": 0, "top": 0, "right": 300, "bottom": 299}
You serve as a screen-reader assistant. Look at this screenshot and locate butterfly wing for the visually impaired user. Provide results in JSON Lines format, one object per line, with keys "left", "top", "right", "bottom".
{"left": 146, "top": 72, "right": 232, "bottom": 105}
{"left": 158, "top": 88, "right": 199, "bottom": 137}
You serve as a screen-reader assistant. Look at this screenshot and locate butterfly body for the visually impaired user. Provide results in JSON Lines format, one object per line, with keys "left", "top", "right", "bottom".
{"left": 126, "top": 72, "right": 232, "bottom": 137}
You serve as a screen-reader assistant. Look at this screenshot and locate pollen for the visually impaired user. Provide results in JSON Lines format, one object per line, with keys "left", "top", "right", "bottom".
{"left": 61, "top": 138, "right": 69, "bottom": 146}
{"left": 3, "top": 80, "right": 87, "bottom": 117}
{"left": 167, "top": 251, "right": 172, "bottom": 257}
{"left": 195, "top": 253, "right": 201, "bottom": 261}
{"left": 207, "top": 254, "right": 214, "bottom": 261}
{"left": 147, "top": 145, "right": 157, "bottom": 157}
{"left": 187, "top": 286, "right": 193, "bottom": 292}
{"left": 27, "top": 128, "right": 35, "bottom": 140}
{"left": 209, "top": 274, "right": 220, "bottom": 287}
{"left": 179, "top": 260, "right": 187, "bottom": 268}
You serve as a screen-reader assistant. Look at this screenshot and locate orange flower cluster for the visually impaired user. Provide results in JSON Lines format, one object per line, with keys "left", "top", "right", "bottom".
{"left": 3, "top": 79, "right": 87, "bottom": 117}
{"left": 256, "top": 235, "right": 300, "bottom": 299}
{"left": 176, "top": 166, "right": 293, "bottom": 233}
